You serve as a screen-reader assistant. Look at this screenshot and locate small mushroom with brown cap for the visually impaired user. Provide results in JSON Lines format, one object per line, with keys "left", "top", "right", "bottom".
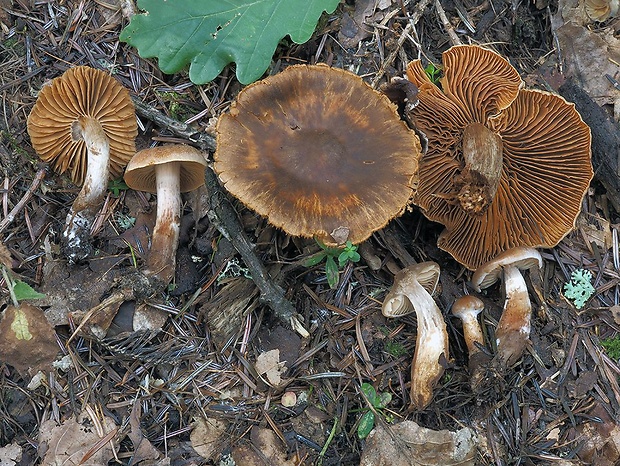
{"left": 451, "top": 295, "right": 489, "bottom": 389}
{"left": 27, "top": 66, "right": 137, "bottom": 263}
{"left": 471, "top": 246, "right": 543, "bottom": 367}
{"left": 124, "top": 144, "right": 207, "bottom": 284}
{"left": 382, "top": 262, "right": 449, "bottom": 409}
{"left": 404, "top": 45, "right": 592, "bottom": 270}
{"left": 215, "top": 63, "right": 421, "bottom": 246}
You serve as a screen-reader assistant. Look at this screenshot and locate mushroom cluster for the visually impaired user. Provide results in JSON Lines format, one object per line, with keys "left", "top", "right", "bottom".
{"left": 27, "top": 66, "right": 137, "bottom": 263}
{"left": 404, "top": 45, "right": 592, "bottom": 270}
{"left": 215, "top": 64, "right": 421, "bottom": 246}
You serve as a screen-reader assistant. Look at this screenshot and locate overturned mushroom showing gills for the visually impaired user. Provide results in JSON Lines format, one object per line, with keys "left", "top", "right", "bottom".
{"left": 27, "top": 66, "right": 137, "bottom": 263}
{"left": 215, "top": 64, "right": 421, "bottom": 246}
{"left": 382, "top": 262, "right": 448, "bottom": 409}
{"left": 124, "top": 144, "right": 207, "bottom": 284}
{"left": 472, "top": 247, "right": 543, "bottom": 367}
{"left": 405, "top": 45, "right": 592, "bottom": 269}
{"left": 451, "top": 295, "right": 488, "bottom": 389}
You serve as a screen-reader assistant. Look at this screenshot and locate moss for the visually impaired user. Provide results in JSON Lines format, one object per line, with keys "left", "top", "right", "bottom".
{"left": 601, "top": 336, "right": 620, "bottom": 360}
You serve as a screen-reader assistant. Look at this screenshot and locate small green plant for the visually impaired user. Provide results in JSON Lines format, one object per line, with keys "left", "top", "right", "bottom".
{"left": 357, "top": 383, "right": 392, "bottom": 439}
{"left": 108, "top": 178, "right": 129, "bottom": 196}
{"left": 303, "top": 240, "right": 361, "bottom": 289}
{"left": 601, "top": 336, "right": 620, "bottom": 360}
{"left": 1, "top": 266, "right": 45, "bottom": 306}
{"left": 564, "top": 268, "right": 595, "bottom": 309}
{"left": 424, "top": 63, "right": 442, "bottom": 84}
{"left": 384, "top": 339, "right": 408, "bottom": 358}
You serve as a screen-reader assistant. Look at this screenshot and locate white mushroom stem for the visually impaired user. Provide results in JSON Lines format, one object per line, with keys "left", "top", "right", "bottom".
{"left": 62, "top": 117, "right": 110, "bottom": 263}
{"left": 495, "top": 266, "right": 532, "bottom": 366}
{"left": 382, "top": 262, "right": 449, "bottom": 409}
{"left": 452, "top": 295, "right": 489, "bottom": 390}
{"left": 146, "top": 161, "right": 181, "bottom": 283}
{"left": 452, "top": 297, "right": 484, "bottom": 356}
{"left": 409, "top": 289, "right": 449, "bottom": 409}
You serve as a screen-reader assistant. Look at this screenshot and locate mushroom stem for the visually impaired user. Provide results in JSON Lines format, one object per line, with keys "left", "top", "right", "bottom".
{"left": 451, "top": 295, "right": 489, "bottom": 390}
{"left": 382, "top": 262, "right": 449, "bottom": 409}
{"left": 146, "top": 161, "right": 181, "bottom": 283}
{"left": 409, "top": 287, "right": 449, "bottom": 409}
{"left": 495, "top": 265, "right": 532, "bottom": 366}
{"left": 62, "top": 117, "right": 111, "bottom": 263}
{"left": 455, "top": 122, "right": 503, "bottom": 216}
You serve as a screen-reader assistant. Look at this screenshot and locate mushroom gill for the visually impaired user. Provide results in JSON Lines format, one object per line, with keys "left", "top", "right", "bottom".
{"left": 405, "top": 45, "right": 592, "bottom": 270}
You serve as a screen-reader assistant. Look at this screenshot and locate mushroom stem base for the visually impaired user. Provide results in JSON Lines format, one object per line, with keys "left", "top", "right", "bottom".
{"left": 495, "top": 266, "right": 532, "bottom": 367}
{"left": 62, "top": 208, "right": 98, "bottom": 263}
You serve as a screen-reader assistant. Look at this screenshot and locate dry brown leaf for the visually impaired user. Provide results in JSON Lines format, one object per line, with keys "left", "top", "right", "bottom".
{"left": 231, "top": 426, "right": 298, "bottom": 466}
{"left": 0, "top": 303, "right": 58, "bottom": 376}
{"left": 0, "top": 442, "right": 22, "bottom": 466}
{"left": 0, "top": 241, "right": 13, "bottom": 271}
{"left": 127, "top": 402, "right": 163, "bottom": 464}
{"left": 552, "top": 0, "right": 620, "bottom": 105}
{"left": 38, "top": 410, "right": 118, "bottom": 466}
{"left": 255, "top": 349, "right": 286, "bottom": 386}
{"left": 190, "top": 415, "right": 228, "bottom": 460}
{"left": 360, "top": 420, "right": 477, "bottom": 466}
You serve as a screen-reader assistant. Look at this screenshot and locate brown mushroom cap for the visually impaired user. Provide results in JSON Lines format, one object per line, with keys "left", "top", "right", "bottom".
{"left": 27, "top": 66, "right": 137, "bottom": 185}
{"left": 214, "top": 64, "right": 421, "bottom": 245}
{"left": 124, "top": 145, "right": 207, "bottom": 193}
{"left": 406, "top": 45, "right": 592, "bottom": 269}
{"left": 471, "top": 246, "right": 542, "bottom": 292}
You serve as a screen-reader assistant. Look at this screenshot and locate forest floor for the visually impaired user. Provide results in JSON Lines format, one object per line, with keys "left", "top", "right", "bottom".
{"left": 0, "top": 0, "right": 620, "bottom": 465}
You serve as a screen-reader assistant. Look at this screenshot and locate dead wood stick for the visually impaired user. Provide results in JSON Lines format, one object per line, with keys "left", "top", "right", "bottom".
{"left": 435, "top": 0, "right": 462, "bottom": 46}
{"left": 0, "top": 167, "right": 47, "bottom": 234}
{"left": 132, "top": 96, "right": 309, "bottom": 337}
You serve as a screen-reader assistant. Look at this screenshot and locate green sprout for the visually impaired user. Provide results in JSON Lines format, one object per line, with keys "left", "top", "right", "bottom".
{"left": 108, "top": 178, "right": 129, "bottom": 196}
{"left": 424, "top": 63, "right": 442, "bottom": 84}
{"left": 357, "top": 383, "right": 392, "bottom": 439}
{"left": 303, "top": 240, "right": 361, "bottom": 289}
{"left": 564, "top": 268, "right": 595, "bottom": 309}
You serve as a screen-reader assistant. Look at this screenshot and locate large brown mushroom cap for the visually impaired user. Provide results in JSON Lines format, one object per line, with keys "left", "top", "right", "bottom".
{"left": 27, "top": 66, "right": 137, "bottom": 185}
{"left": 406, "top": 45, "right": 592, "bottom": 270}
{"left": 214, "top": 64, "right": 421, "bottom": 245}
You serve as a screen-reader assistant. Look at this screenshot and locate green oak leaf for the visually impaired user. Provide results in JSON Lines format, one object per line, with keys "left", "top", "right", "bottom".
{"left": 120, "top": 0, "right": 340, "bottom": 85}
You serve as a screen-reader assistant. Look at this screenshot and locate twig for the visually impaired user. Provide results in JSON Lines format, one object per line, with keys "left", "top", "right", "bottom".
{"left": 131, "top": 97, "right": 217, "bottom": 152}
{"left": 435, "top": 0, "right": 462, "bottom": 46}
{"left": 132, "top": 96, "right": 309, "bottom": 338}
{"left": 371, "top": 0, "right": 432, "bottom": 88}
{"left": 0, "top": 167, "right": 47, "bottom": 234}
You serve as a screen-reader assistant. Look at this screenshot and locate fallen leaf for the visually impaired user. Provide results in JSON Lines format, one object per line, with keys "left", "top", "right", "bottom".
{"left": 38, "top": 409, "right": 118, "bottom": 466}
{"left": 551, "top": 0, "right": 620, "bottom": 105}
{"left": 0, "top": 304, "right": 58, "bottom": 376}
{"left": 255, "top": 349, "right": 287, "bottom": 386}
{"left": 0, "top": 442, "right": 22, "bottom": 466}
{"left": 360, "top": 420, "right": 477, "bottom": 466}
{"left": 190, "top": 415, "right": 228, "bottom": 460}
{"left": 127, "top": 402, "right": 163, "bottom": 464}
{"left": 231, "top": 426, "right": 298, "bottom": 466}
